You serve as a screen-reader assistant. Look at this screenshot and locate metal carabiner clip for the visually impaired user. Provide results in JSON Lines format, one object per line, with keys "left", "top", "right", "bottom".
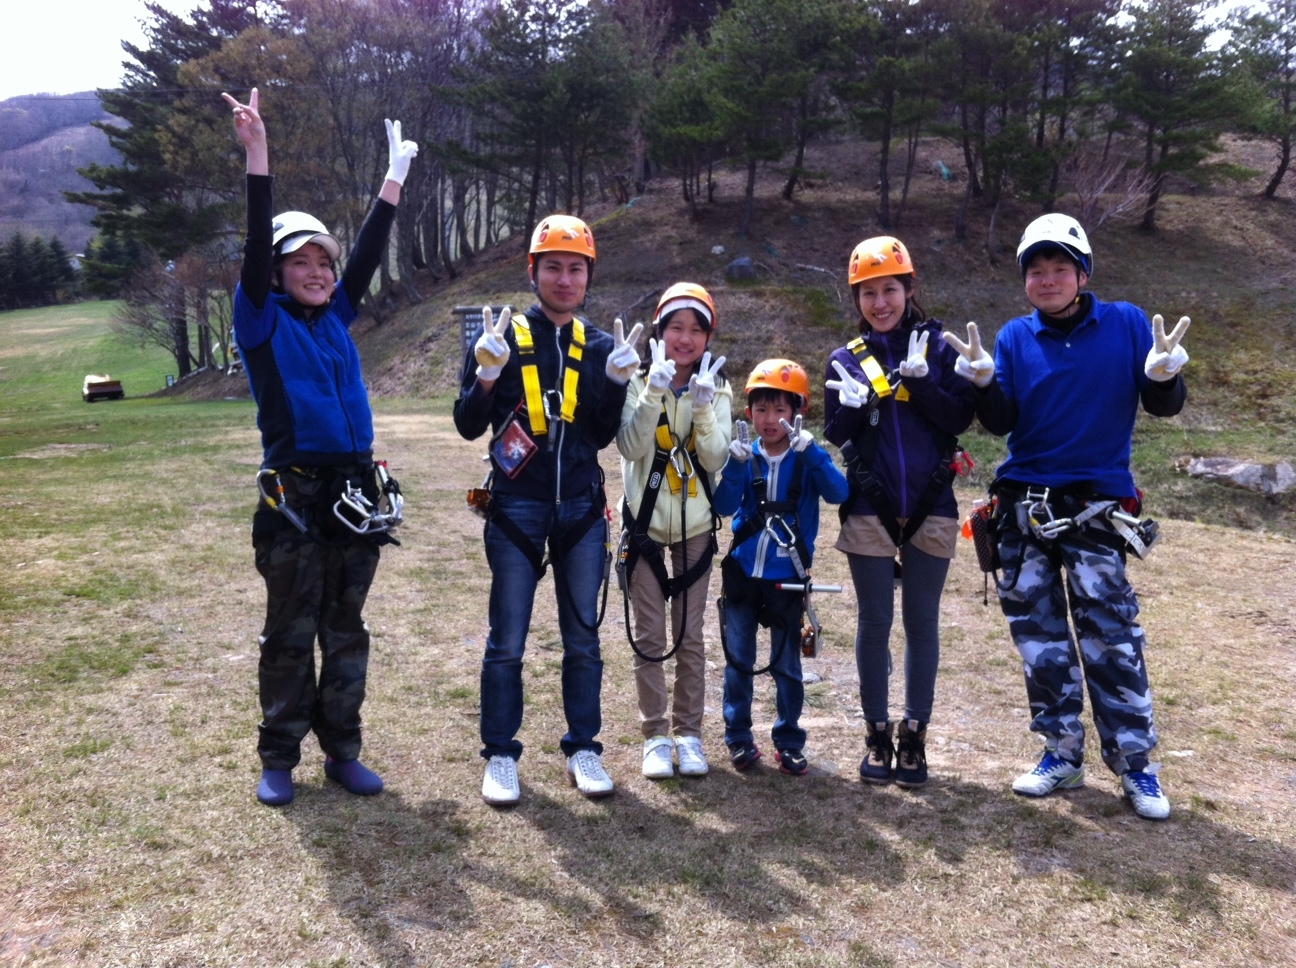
{"left": 763, "top": 514, "right": 798, "bottom": 550}
{"left": 542, "top": 388, "right": 564, "bottom": 426}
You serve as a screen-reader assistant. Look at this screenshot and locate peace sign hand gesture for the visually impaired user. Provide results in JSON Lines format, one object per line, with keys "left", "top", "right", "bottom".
{"left": 646, "top": 337, "right": 676, "bottom": 391}
{"left": 384, "top": 119, "right": 418, "bottom": 187}
{"left": 779, "top": 414, "right": 814, "bottom": 453}
{"left": 688, "top": 351, "right": 727, "bottom": 407}
{"left": 1144, "top": 314, "right": 1191, "bottom": 382}
{"left": 605, "top": 318, "right": 645, "bottom": 385}
{"left": 898, "top": 329, "right": 930, "bottom": 379}
{"left": 474, "top": 304, "right": 512, "bottom": 381}
{"left": 943, "top": 322, "right": 995, "bottom": 388}
{"left": 729, "top": 419, "right": 752, "bottom": 462}
{"left": 825, "top": 359, "right": 870, "bottom": 409}
{"left": 221, "top": 87, "right": 264, "bottom": 149}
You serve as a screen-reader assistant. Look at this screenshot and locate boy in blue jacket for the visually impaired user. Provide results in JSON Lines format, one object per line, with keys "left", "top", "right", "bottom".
{"left": 713, "top": 360, "right": 849, "bottom": 775}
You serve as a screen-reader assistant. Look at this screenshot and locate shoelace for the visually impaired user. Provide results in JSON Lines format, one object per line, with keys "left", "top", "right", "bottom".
{"left": 489, "top": 758, "right": 516, "bottom": 784}
{"left": 1033, "top": 753, "right": 1068, "bottom": 775}
{"left": 1126, "top": 771, "right": 1161, "bottom": 796}
{"left": 573, "top": 751, "right": 608, "bottom": 780}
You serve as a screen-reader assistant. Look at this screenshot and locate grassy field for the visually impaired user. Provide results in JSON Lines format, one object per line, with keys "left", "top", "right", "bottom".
{"left": 1, "top": 290, "right": 1295, "bottom": 968}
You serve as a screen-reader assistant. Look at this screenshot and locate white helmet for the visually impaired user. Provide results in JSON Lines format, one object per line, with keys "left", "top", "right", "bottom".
{"left": 1016, "top": 213, "right": 1092, "bottom": 278}
{"left": 272, "top": 211, "right": 342, "bottom": 262}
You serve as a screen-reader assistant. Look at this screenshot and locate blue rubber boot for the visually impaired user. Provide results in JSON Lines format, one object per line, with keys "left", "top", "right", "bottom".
{"left": 324, "top": 757, "right": 384, "bottom": 796}
{"left": 257, "top": 769, "right": 294, "bottom": 806}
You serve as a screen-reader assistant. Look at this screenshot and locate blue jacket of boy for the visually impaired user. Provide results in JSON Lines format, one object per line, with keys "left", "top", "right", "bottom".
{"left": 713, "top": 440, "right": 849, "bottom": 581}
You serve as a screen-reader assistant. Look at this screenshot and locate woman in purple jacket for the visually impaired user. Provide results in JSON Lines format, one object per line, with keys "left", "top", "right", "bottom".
{"left": 824, "top": 237, "right": 975, "bottom": 788}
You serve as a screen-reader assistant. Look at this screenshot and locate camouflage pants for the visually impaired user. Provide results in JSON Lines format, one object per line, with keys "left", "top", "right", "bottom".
{"left": 253, "top": 525, "right": 380, "bottom": 770}
{"left": 997, "top": 516, "right": 1156, "bottom": 775}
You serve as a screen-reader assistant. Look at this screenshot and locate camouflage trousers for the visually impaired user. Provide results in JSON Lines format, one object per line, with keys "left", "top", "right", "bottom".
{"left": 997, "top": 516, "right": 1156, "bottom": 775}
{"left": 253, "top": 525, "right": 381, "bottom": 770}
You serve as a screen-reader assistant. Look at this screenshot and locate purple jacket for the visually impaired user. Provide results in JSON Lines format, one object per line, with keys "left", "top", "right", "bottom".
{"left": 823, "top": 318, "right": 976, "bottom": 521}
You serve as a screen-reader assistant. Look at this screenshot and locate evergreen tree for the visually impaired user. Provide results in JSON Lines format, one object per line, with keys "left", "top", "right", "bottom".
{"left": 1225, "top": 0, "right": 1296, "bottom": 198}
{"left": 1113, "top": 0, "right": 1248, "bottom": 231}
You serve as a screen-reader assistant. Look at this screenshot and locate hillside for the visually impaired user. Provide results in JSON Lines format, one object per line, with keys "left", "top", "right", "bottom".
{"left": 0, "top": 93, "right": 115, "bottom": 253}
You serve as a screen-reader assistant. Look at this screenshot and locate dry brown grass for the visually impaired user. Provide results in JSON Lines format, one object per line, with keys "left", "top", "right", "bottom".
{"left": 2, "top": 402, "right": 1295, "bottom": 968}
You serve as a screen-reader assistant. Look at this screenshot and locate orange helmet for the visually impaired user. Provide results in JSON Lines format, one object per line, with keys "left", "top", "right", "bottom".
{"left": 653, "top": 282, "right": 716, "bottom": 333}
{"left": 745, "top": 358, "right": 810, "bottom": 410}
{"left": 529, "top": 214, "right": 596, "bottom": 267}
{"left": 848, "top": 236, "right": 914, "bottom": 286}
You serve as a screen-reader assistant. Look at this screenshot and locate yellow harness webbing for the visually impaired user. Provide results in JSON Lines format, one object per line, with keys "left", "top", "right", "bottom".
{"left": 846, "top": 337, "right": 897, "bottom": 399}
{"left": 513, "top": 314, "right": 585, "bottom": 436}
{"left": 655, "top": 413, "right": 698, "bottom": 497}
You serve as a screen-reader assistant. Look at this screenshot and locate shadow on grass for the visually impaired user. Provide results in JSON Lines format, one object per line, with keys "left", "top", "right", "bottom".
{"left": 280, "top": 756, "right": 1296, "bottom": 962}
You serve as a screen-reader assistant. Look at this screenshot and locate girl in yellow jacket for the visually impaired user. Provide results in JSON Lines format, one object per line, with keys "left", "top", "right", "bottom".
{"left": 617, "top": 284, "right": 732, "bottom": 778}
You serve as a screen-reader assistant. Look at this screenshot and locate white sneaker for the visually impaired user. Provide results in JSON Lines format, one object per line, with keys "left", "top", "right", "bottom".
{"left": 567, "top": 750, "right": 615, "bottom": 798}
{"left": 481, "top": 755, "right": 520, "bottom": 806}
{"left": 642, "top": 736, "right": 675, "bottom": 779}
{"left": 675, "top": 736, "right": 709, "bottom": 777}
{"left": 1121, "top": 768, "right": 1171, "bottom": 821}
{"left": 1012, "top": 751, "right": 1084, "bottom": 797}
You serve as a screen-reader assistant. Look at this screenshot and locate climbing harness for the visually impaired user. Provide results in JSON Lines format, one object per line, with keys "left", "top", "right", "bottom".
{"left": 718, "top": 454, "right": 832, "bottom": 676}
{"left": 1015, "top": 486, "right": 1160, "bottom": 559}
{"left": 837, "top": 338, "right": 974, "bottom": 574}
{"left": 258, "top": 462, "right": 403, "bottom": 538}
{"left": 618, "top": 406, "right": 720, "bottom": 663}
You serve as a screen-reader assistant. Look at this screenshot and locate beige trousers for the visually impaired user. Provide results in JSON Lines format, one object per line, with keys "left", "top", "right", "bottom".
{"left": 629, "top": 532, "right": 714, "bottom": 739}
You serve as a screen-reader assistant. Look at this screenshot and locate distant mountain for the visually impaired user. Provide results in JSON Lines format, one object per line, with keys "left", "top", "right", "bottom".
{"left": 0, "top": 93, "right": 120, "bottom": 254}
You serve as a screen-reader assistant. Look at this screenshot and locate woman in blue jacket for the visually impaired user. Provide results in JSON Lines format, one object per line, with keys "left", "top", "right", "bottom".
{"left": 824, "top": 237, "right": 975, "bottom": 788}
{"left": 225, "top": 88, "right": 416, "bottom": 807}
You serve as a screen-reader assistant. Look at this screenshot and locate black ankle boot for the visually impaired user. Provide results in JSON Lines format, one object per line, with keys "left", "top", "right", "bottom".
{"left": 895, "top": 719, "right": 928, "bottom": 788}
{"left": 859, "top": 720, "right": 895, "bottom": 783}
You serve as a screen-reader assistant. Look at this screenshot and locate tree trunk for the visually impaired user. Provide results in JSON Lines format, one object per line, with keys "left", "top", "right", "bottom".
{"left": 955, "top": 170, "right": 973, "bottom": 242}
{"left": 170, "top": 286, "right": 190, "bottom": 378}
{"left": 895, "top": 121, "right": 922, "bottom": 231}
{"left": 740, "top": 157, "right": 758, "bottom": 237}
{"left": 878, "top": 90, "right": 895, "bottom": 229}
{"left": 1264, "top": 135, "right": 1291, "bottom": 198}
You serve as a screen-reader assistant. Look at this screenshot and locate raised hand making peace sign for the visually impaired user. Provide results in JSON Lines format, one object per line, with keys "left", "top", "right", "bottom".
{"left": 605, "top": 318, "right": 645, "bottom": 386}
{"left": 779, "top": 415, "right": 814, "bottom": 453}
{"left": 898, "top": 329, "right": 930, "bottom": 379}
{"left": 688, "top": 351, "right": 727, "bottom": 406}
{"left": 474, "top": 304, "right": 512, "bottom": 382}
{"left": 942, "top": 322, "right": 995, "bottom": 388}
{"left": 1144, "top": 313, "right": 1190, "bottom": 382}
{"left": 825, "top": 359, "right": 871, "bottom": 409}
{"left": 729, "top": 419, "right": 752, "bottom": 462}
{"left": 646, "top": 337, "right": 677, "bottom": 391}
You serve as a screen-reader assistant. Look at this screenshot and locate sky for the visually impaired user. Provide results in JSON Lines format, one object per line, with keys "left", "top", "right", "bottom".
{"left": 1, "top": 0, "right": 198, "bottom": 102}
{"left": 0, "top": 0, "right": 1267, "bottom": 105}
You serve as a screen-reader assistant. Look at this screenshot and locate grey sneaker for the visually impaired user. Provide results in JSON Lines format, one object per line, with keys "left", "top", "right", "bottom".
{"left": 1121, "top": 769, "right": 1170, "bottom": 821}
{"left": 567, "top": 750, "right": 615, "bottom": 798}
{"left": 642, "top": 736, "right": 675, "bottom": 779}
{"left": 482, "top": 755, "right": 520, "bottom": 806}
{"left": 1012, "top": 751, "right": 1084, "bottom": 797}
{"left": 675, "top": 736, "right": 709, "bottom": 777}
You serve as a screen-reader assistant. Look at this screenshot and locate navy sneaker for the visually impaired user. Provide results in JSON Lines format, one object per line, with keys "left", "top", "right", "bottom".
{"left": 257, "top": 768, "right": 294, "bottom": 807}
{"left": 324, "top": 757, "right": 384, "bottom": 796}
{"left": 776, "top": 748, "right": 808, "bottom": 776}
{"left": 729, "top": 742, "right": 762, "bottom": 771}
{"left": 859, "top": 720, "right": 895, "bottom": 784}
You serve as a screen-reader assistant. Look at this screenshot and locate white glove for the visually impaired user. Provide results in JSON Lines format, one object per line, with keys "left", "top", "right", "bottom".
{"left": 779, "top": 415, "right": 813, "bottom": 453}
{"left": 474, "top": 304, "right": 512, "bottom": 382}
{"left": 605, "top": 318, "right": 644, "bottom": 386}
{"left": 898, "top": 329, "right": 930, "bottom": 379}
{"left": 688, "top": 351, "right": 726, "bottom": 407}
{"left": 943, "top": 322, "right": 995, "bottom": 388}
{"left": 646, "top": 337, "right": 676, "bottom": 391}
{"left": 384, "top": 119, "right": 418, "bottom": 186}
{"left": 729, "top": 420, "right": 752, "bottom": 462}
{"left": 825, "top": 359, "right": 870, "bottom": 409}
{"left": 1144, "top": 314, "right": 1190, "bottom": 381}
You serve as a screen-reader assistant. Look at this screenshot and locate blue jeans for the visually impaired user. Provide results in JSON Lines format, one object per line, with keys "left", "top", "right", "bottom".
{"left": 481, "top": 490, "right": 607, "bottom": 761}
{"left": 722, "top": 596, "right": 806, "bottom": 751}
